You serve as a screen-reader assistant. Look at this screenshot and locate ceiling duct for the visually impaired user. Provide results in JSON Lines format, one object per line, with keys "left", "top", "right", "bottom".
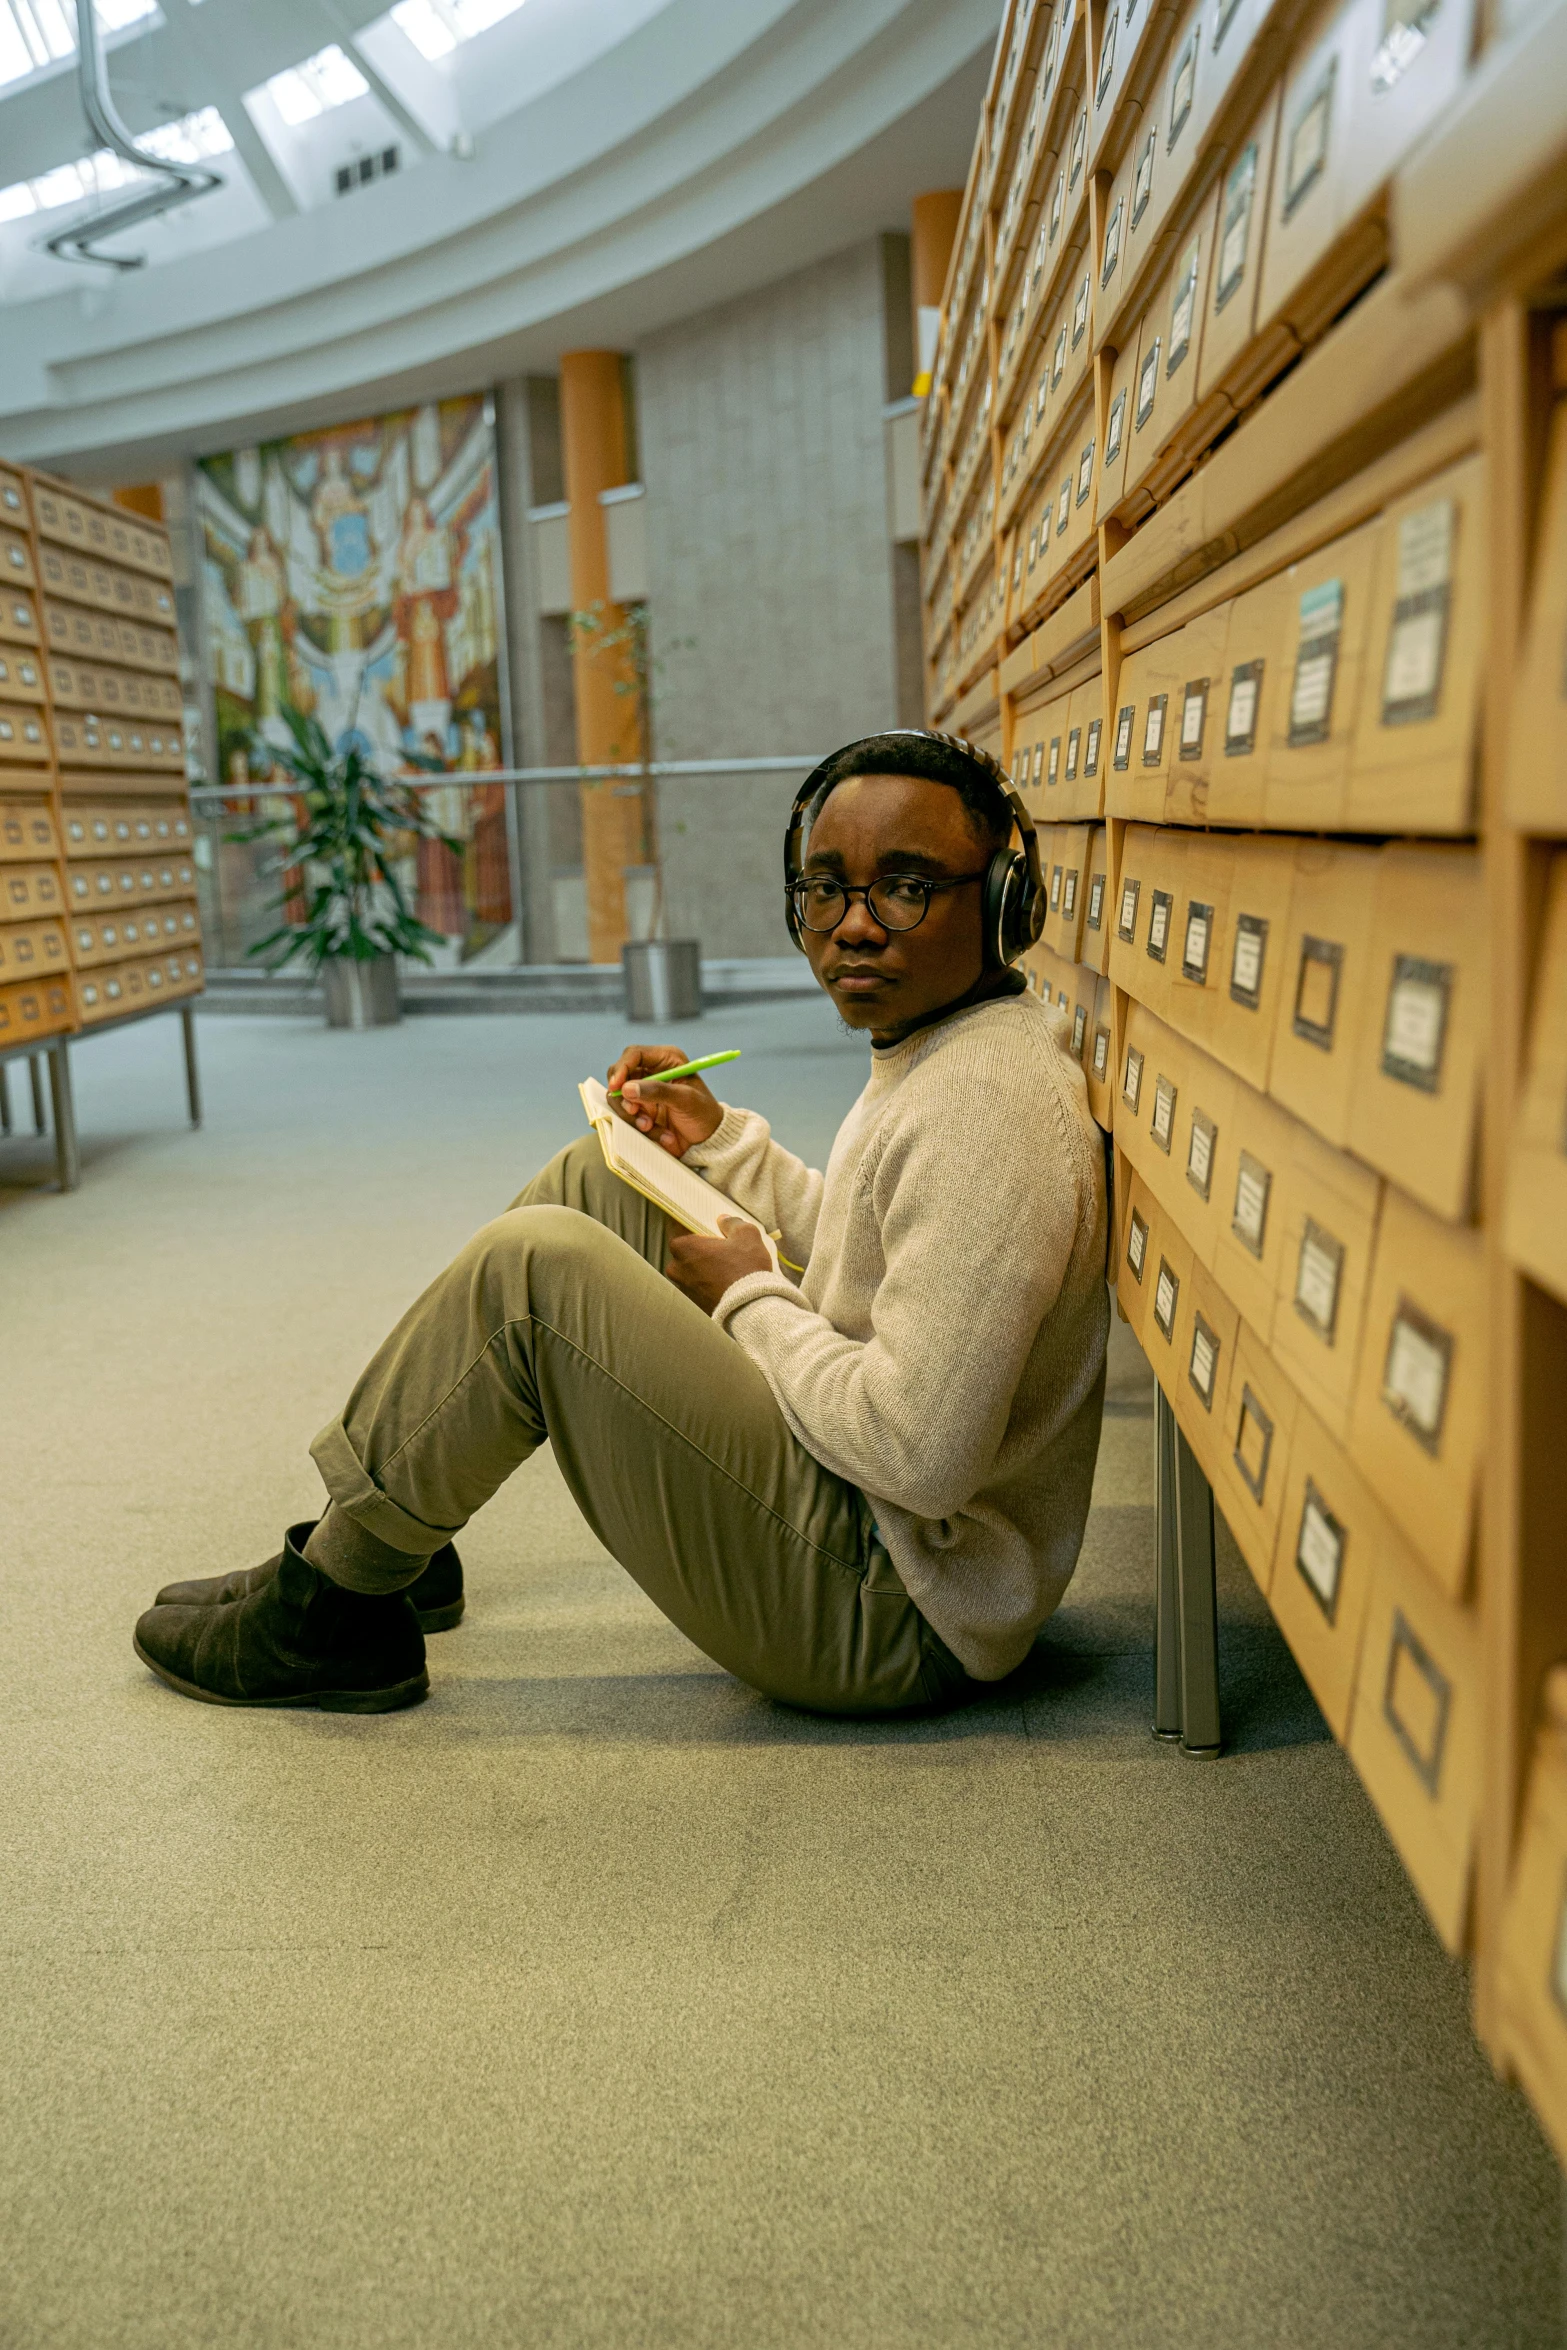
{"left": 43, "top": 0, "right": 224, "bottom": 269}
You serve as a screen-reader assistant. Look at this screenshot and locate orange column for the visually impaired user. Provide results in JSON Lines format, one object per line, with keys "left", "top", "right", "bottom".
{"left": 910, "top": 191, "right": 961, "bottom": 398}
{"left": 560, "top": 349, "right": 646, "bottom": 964}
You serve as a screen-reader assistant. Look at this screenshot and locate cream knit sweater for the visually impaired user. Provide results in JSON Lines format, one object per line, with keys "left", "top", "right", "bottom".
{"left": 685, "top": 987, "right": 1109, "bottom": 1680}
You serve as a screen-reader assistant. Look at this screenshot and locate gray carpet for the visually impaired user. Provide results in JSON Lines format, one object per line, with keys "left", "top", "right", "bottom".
{"left": 0, "top": 1001, "right": 1558, "bottom": 2349}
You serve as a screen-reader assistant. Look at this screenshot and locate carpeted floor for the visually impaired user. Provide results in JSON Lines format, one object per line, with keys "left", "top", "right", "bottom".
{"left": 0, "top": 1002, "right": 1559, "bottom": 2349}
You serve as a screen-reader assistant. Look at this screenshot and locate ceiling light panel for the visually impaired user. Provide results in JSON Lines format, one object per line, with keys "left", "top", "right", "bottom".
{"left": 260, "top": 43, "right": 370, "bottom": 128}
{"left": 0, "top": 0, "right": 157, "bottom": 91}
{"left": 383, "top": 0, "right": 528, "bottom": 64}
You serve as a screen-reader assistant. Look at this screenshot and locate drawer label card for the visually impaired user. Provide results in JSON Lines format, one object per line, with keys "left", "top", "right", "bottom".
{"left": 1132, "top": 130, "right": 1156, "bottom": 228}
{"left": 1234, "top": 1382, "right": 1274, "bottom": 1502}
{"left": 1179, "top": 678, "right": 1208, "bottom": 760}
{"left": 1096, "top": 7, "right": 1118, "bottom": 104}
{"left": 1072, "top": 269, "right": 1090, "bottom": 345}
{"left": 1142, "top": 694, "right": 1167, "bottom": 764}
{"left": 1065, "top": 726, "right": 1081, "bottom": 781}
{"left": 1084, "top": 717, "right": 1102, "bottom": 775}
{"left": 1383, "top": 1609, "right": 1451, "bottom": 1796}
{"left": 1151, "top": 1073, "right": 1177, "bottom": 1151}
{"left": 1187, "top": 1108, "right": 1217, "bottom": 1200}
{"left": 1048, "top": 736, "right": 1062, "bottom": 788}
{"left": 1105, "top": 389, "right": 1127, "bottom": 470}
{"left": 1293, "top": 934, "right": 1343, "bottom": 1047}
{"left": 1117, "top": 876, "right": 1140, "bottom": 940}
{"left": 1230, "top": 911, "right": 1268, "bottom": 1006}
{"left": 1063, "top": 868, "right": 1079, "bottom": 918}
{"left": 1049, "top": 170, "right": 1065, "bottom": 242}
{"left": 1135, "top": 337, "right": 1162, "bottom": 432}
{"left": 1381, "top": 954, "right": 1451, "bottom": 1091}
{"left": 1071, "top": 1002, "right": 1088, "bottom": 1058}
{"left": 1232, "top": 1150, "right": 1271, "bottom": 1256}
{"left": 1113, "top": 706, "right": 1135, "bottom": 769}
{"left": 1052, "top": 326, "right": 1068, "bottom": 388}
{"left": 1076, "top": 438, "right": 1096, "bottom": 506}
{"left": 1122, "top": 1043, "right": 1144, "bottom": 1111}
{"left": 1182, "top": 900, "right": 1213, "bottom": 983}
{"left": 1050, "top": 862, "right": 1064, "bottom": 910}
{"left": 1092, "top": 1022, "right": 1110, "bottom": 1079}
{"left": 1166, "top": 237, "right": 1200, "bottom": 374}
{"left": 1382, "top": 1297, "right": 1453, "bottom": 1455}
{"left": 1215, "top": 141, "right": 1258, "bottom": 310}
{"left": 1167, "top": 32, "right": 1197, "bottom": 148}
{"left": 1284, "top": 56, "right": 1337, "bottom": 220}
{"left": 1296, "top": 1480, "right": 1345, "bottom": 1621}
{"left": 1188, "top": 1314, "right": 1219, "bottom": 1409}
{"left": 1127, "top": 1204, "right": 1149, "bottom": 1280}
{"left": 1224, "top": 658, "right": 1264, "bottom": 756}
{"left": 1289, "top": 579, "right": 1344, "bottom": 744}
{"left": 1294, "top": 1217, "right": 1344, "bottom": 1342}
{"left": 1147, "top": 888, "right": 1172, "bottom": 961}
{"left": 1153, "top": 1258, "right": 1179, "bottom": 1341}
{"left": 1381, "top": 499, "right": 1455, "bottom": 725}
{"left": 1087, "top": 872, "right": 1106, "bottom": 929}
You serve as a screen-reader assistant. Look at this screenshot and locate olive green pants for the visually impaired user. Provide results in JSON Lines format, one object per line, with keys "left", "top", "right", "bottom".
{"left": 309, "top": 1136, "right": 975, "bottom": 1715}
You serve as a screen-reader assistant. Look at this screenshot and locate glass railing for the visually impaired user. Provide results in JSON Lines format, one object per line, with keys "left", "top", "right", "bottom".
{"left": 187, "top": 758, "right": 823, "bottom": 973}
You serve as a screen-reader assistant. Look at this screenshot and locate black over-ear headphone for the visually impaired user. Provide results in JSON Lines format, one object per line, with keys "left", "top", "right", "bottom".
{"left": 783, "top": 729, "right": 1046, "bottom": 969}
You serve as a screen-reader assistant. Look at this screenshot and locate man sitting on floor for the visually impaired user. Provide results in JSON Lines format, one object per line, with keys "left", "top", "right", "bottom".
{"left": 134, "top": 732, "right": 1109, "bottom": 1717}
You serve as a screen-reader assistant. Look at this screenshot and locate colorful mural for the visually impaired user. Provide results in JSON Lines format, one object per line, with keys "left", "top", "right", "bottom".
{"left": 197, "top": 396, "right": 510, "bottom": 950}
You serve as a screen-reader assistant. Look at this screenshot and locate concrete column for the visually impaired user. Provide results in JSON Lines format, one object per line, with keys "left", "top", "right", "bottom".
{"left": 910, "top": 191, "right": 961, "bottom": 398}
{"left": 560, "top": 349, "right": 645, "bottom": 965}
{"left": 495, "top": 375, "right": 562, "bottom": 963}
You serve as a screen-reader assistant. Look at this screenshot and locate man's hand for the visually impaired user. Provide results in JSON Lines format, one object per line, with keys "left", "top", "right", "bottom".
{"left": 606, "top": 1043, "right": 725, "bottom": 1159}
{"left": 666, "top": 1218, "right": 773, "bottom": 1314}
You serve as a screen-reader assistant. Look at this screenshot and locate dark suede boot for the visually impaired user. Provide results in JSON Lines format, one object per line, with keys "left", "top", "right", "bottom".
{"left": 134, "top": 1526, "right": 428, "bottom": 1711}
{"left": 155, "top": 1520, "right": 465, "bottom": 1632}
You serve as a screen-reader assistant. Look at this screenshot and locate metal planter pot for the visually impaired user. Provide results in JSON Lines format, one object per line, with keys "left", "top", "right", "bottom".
{"left": 622, "top": 938, "right": 701, "bottom": 1023}
{"left": 322, "top": 954, "right": 402, "bottom": 1029}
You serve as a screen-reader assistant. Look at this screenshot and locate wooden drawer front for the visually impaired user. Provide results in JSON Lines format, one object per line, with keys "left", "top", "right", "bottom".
{"left": 0, "top": 801, "right": 59, "bottom": 862}
{"left": 72, "top": 898, "right": 201, "bottom": 968}
{"left": 77, "top": 947, "right": 202, "bottom": 1024}
{"left": 0, "top": 589, "right": 40, "bottom": 648}
{"left": 0, "top": 646, "right": 45, "bottom": 702}
{"left": 47, "top": 657, "right": 182, "bottom": 720}
{"left": 34, "top": 542, "right": 176, "bottom": 628}
{"left": 0, "top": 702, "right": 49, "bottom": 764}
{"left": 0, "top": 528, "right": 37, "bottom": 591}
{"left": 41, "top": 599, "right": 179, "bottom": 677}
{"left": 0, "top": 971, "right": 73, "bottom": 1043}
{"left": 51, "top": 709, "right": 184, "bottom": 773}
{"left": 66, "top": 854, "right": 197, "bottom": 910}
{"left": 1, "top": 864, "right": 64, "bottom": 919}
{"left": 61, "top": 800, "right": 193, "bottom": 856}
{"left": 28, "top": 481, "right": 171, "bottom": 579}
{"left": 0, "top": 918, "right": 69, "bottom": 983}
{"left": 1499, "top": 1672, "right": 1567, "bottom": 2172}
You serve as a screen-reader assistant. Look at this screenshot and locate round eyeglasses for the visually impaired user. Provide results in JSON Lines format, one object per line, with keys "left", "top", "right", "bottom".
{"left": 789, "top": 871, "right": 990, "bottom": 934}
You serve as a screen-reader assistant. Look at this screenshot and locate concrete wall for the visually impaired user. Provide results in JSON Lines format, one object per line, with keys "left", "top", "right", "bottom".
{"left": 637, "top": 238, "right": 906, "bottom": 959}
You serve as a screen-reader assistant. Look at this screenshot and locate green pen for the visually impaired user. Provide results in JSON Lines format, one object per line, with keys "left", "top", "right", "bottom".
{"left": 608, "top": 1049, "right": 741, "bottom": 1096}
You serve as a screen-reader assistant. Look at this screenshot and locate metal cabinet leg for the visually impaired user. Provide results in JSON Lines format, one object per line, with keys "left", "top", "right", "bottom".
{"left": 1153, "top": 1388, "right": 1182, "bottom": 1741}
{"left": 29, "top": 1053, "right": 47, "bottom": 1134}
{"left": 1152, "top": 1385, "right": 1223, "bottom": 1756}
{"left": 180, "top": 1003, "right": 202, "bottom": 1128}
{"left": 1174, "top": 1420, "right": 1222, "bottom": 1757}
{"left": 47, "top": 1042, "right": 79, "bottom": 1192}
{"left": 0, "top": 1063, "right": 10, "bottom": 1135}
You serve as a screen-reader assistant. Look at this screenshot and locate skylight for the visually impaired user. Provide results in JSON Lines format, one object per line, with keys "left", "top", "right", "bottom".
{"left": 0, "top": 0, "right": 157, "bottom": 93}
{"left": 0, "top": 106, "right": 234, "bottom": 225}
{"left": 263, "top": 44, "right": 370, "bottom": 127}
{"left": 387, "top": 0, "right": 528, "bottom": 62}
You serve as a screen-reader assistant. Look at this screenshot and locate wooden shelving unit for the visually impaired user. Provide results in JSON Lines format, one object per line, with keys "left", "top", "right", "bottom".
{"left": 920, "top": 0, "right": 1567, "bottom": 2164}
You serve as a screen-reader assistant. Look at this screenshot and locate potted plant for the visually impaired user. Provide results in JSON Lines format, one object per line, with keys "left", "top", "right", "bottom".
{"left": 232, "top": 703, "right": 461, "bottom": 1028}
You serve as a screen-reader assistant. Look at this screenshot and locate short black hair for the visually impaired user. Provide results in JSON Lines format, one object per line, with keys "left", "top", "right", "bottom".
{"left": 805, "top": 730, "right": 1013, "bottom": 854}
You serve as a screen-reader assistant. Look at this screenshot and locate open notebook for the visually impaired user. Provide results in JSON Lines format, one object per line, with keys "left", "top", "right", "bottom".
{"left": 579, "top": 1078, "right": 781, "bottom": 1269}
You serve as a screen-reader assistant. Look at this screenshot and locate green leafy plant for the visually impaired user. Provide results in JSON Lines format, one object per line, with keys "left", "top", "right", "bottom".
{"left": 230, "top": 702, "right": 462, "bottom": 974}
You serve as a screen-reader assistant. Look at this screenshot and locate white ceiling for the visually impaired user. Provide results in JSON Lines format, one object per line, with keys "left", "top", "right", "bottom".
{"left": 0, "top": 0, "right": 998, "bottom": 476}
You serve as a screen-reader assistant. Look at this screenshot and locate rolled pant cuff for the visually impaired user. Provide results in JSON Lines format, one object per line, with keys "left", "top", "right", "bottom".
{"left": 310, "top": 1417, "right": 462, "bottom": 1557}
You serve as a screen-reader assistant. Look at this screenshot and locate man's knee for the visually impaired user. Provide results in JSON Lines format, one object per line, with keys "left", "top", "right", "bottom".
{"left": 461, "top": 1201, "right": 632, "bottom": 1320}
{"left": 507, "top": 1132, "right": 601, "bottom": 1214}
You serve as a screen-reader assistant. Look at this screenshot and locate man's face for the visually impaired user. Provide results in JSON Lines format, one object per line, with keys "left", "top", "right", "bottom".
{"left": 798, "top": 772, "right": 996, "bottom": 1043}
